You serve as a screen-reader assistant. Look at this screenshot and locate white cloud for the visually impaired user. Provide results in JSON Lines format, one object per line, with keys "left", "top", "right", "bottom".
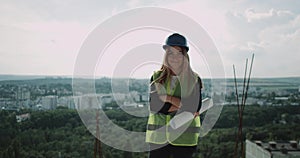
{"left": 245, "top": 8, "right": 275, "bottom": 22}
{"left": 245, "top": 8, "right": 294, "bottom": 24}
{"left": 224, "top": 6, "right": 300, "bottom": 77}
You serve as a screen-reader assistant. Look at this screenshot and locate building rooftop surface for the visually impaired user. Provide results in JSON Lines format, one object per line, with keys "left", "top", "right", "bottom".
{"left": 246, "top": 140, "right": 300, "bottom": 158}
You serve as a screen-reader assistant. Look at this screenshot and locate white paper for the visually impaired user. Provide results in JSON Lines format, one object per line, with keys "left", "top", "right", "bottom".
{"left": 199, "top": 98, "right": 213, "bottom": 114}
{"left": 169, "top": 98, "right": 213, "bottom": 129}
{"left": 169, "top": 111, "right": 194, "bottom": 129}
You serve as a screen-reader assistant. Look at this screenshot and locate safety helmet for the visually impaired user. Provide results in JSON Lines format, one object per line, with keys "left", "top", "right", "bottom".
{"left": 163, "top": 33, "right": 189, "bottom": 52}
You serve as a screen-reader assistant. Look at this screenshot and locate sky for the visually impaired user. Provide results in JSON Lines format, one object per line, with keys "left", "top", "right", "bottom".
{"left": 0, "top": 0, "right": 299, "bottom": 78}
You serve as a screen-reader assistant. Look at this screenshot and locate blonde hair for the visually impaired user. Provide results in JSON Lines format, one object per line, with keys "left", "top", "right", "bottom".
{"left": 151, "top": 46, "right": 199, "bottom": 97}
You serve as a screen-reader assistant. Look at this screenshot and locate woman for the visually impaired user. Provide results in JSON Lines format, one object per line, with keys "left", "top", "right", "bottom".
{"left": 146, "top": 33, "right": 203, "bottom": 158}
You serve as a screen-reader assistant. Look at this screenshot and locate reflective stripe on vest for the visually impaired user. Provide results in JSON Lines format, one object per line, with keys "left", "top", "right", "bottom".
{"left": 147, "top": 124, "right": 200, "bottom": 133}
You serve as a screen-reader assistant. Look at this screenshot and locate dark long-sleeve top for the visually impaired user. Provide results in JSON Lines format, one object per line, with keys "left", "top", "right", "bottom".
{"left": 149, "top": 76, "right": 202, "bottom": 115}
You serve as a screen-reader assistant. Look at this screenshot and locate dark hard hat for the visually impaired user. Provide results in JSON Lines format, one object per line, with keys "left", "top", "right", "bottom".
{"left": 163, "top": 33, "right": 189, "bottom": 52}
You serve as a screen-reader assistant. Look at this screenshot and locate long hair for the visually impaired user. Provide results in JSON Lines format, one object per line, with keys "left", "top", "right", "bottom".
{"left": 151, "top": 46, "right": 198, "bottom": 97}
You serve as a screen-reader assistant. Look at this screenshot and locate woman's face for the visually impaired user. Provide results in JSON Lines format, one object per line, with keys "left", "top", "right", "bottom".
{"left": 166, "top": 46, "right": 184, "bottom": 73}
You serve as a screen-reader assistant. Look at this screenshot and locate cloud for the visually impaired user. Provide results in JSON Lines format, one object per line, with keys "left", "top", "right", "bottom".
{"left": 224, "top": 7, "right": 300, "bottom": 77}
{"left": 245, "top": 8, "right": 294, "bottom": 24}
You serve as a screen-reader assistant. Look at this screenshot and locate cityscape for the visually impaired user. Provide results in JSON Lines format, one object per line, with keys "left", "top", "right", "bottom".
{"left": 1, "top": 76, "right": 300, "bottom": 112}
{"left": 0, "top": 75, "right": 299, "bottom": 158}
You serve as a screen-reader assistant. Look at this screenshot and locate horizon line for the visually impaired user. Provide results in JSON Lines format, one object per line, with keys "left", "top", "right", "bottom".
{"left": 0, "top": 73, "right": 300, "bottom": 80}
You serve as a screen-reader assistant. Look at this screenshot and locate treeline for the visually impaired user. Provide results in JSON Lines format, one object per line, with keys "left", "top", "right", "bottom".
{"left": 0, "top": 108, "right": 92, "bottom": 158}
{"left": 0, "top": 105, "right": 299, "bottom": 158}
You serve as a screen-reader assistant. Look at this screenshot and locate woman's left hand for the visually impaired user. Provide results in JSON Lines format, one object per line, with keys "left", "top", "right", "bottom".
{"left": 168, "top": 104, "right": 180, "bottom": 112}
{"left": 193, "top": 112, "right": 200, "bottom": 118}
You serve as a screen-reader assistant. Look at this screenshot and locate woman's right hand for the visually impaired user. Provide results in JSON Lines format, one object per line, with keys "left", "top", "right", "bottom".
{"left": 159, "top": 95, "right": 181, "bottom": 107}
{"left": 168, "top": 104, "right": 181, "bottom": 112}
{"left": 170, "top": 96, "right": 181, "bottom": 108}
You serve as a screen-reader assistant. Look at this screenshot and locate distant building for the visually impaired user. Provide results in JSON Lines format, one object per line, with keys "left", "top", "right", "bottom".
{"left": 57, "top": 96, "right": 75, "bottom": 109}
{"left": 291, "top": 102, "right": 300, "bottom": 106}
{"left": 16, "top": 113, "right": 30, "bottom": 123}
{"left": 101, "top": 95, "right": 113, "bottom": 105}
{"left": 245, "top": 97, "right": 258, "bottom": 105}
{"left": 73, "top": 96, "right": 82, "bottom": 109}
{"left": 130, "top": 91, "right": 140, "bottom": 102}
{"left": 110, "top": 93, "right": 126, "bottom": 102}
{"left": 16, "top": 87, "right": 30, "bottom": 100}
{"left": 246, "top": 140, "right": 300, "bottom": 158}
{"left": 41, "top": 95, "right": 58, "bottom": 110}
{"left": 141, "top": 93, "right": 149, "bottom": 102}
{"left": 36, "top": 104, "right": 42, "bottom": 110}
{"left": 275, "top": 97, "right": 289, "bottom": 101}
{"left": 122, "top": 102, "right": 138, "bottom": 108}
{"left": 257, "top": 101, "right": 266, "bottom": 106}
{"left": 74, "top": 94, "right": 101, "bottom": 110}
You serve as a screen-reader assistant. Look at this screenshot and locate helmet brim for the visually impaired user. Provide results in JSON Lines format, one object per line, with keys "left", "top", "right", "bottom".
{"left": 163, "top": 45, "right": 189, "bottom": 52}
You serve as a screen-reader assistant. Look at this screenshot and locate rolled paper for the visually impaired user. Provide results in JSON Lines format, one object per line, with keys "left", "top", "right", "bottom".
{"left": 169, "top": 111, "right": 194, "bottom": 129}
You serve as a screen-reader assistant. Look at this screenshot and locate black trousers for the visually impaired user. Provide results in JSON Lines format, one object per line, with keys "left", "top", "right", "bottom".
{"left": 149, "top": 143, "right": 197, "bottom": 158}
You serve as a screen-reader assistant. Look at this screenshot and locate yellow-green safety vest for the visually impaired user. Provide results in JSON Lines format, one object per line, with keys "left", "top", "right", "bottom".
{"left": 145, "top": 71, "right": 201, "bottom": 146}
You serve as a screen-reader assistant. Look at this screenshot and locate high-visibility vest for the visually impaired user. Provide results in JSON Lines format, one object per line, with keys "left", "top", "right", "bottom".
{"left": 145, "top": 71, "right": 201, "bottom": 146}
